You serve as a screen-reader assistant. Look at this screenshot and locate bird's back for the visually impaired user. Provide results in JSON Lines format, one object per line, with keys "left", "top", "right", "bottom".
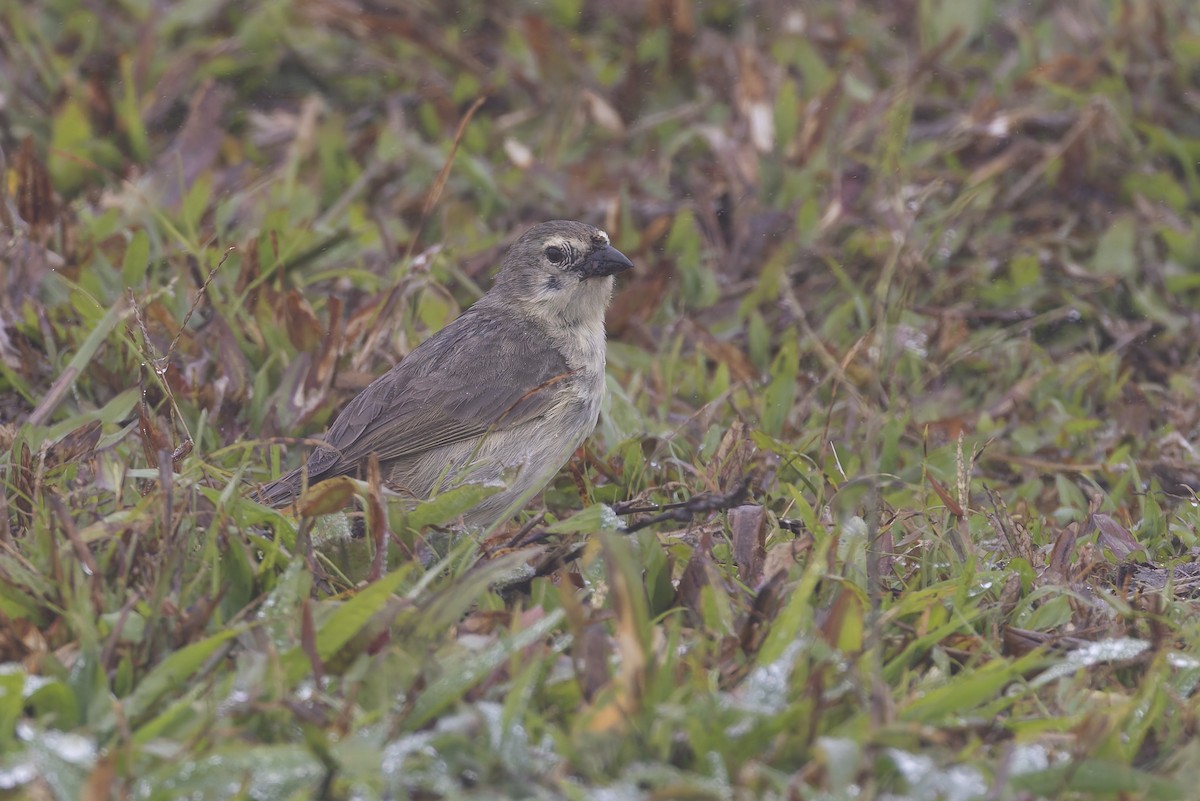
{"left": 257, "top": 304, "right": 580, "bottom": 510}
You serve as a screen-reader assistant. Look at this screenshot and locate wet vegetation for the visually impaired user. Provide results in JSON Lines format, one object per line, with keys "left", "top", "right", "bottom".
{"left": 3, "top": 1, "right": 1200, "bottom": 798}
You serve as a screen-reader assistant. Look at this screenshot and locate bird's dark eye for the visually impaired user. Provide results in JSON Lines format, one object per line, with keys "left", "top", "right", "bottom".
{"left": 545, "top": 246, "right": 566, "bottom": 265}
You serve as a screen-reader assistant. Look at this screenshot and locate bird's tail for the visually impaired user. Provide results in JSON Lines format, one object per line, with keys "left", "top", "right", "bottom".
{"left": 256, "top": 468, "right": 303, "bottom": 508}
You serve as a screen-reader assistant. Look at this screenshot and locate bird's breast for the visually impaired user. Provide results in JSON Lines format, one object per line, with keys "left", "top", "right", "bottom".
{"left": 555, "top": 320, "right": 608, "bottom": 372}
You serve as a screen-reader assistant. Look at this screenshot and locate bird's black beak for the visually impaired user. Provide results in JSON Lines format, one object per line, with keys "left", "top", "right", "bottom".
{"left": 578, "top": 244, "right": 634, "bottom": 280}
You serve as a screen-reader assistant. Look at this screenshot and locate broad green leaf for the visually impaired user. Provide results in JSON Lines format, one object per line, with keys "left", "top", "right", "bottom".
{"left": 762, "top": 335, "right": 799, "bottom": 438}
{"left": 122, "top": 228, "right": 151, "bottom": 287}
{"left": 0, "top": 668, "right": 25, "bottom": 749}
{"left": 1093, "top": 217, "right": 1137, "bottom": 276}
{"left": 282, "top": 567, "right": 411, "bottom": 685}
{"left": 106, "top": 627, "right": 243, "bottom": 728}
{"left": 1012, "top": 758, "right": 1184, "bottom": 800}
{"left": 399, "top": 483, "right": 503, "bottom": 531}
{"left": 545, "top": 503, "right": 624, "bottom": 534}
{"left": 49, "top": 98, "right": 95, "bottom": 193}
{"left": 901, "top": 652, "right": 1043, "bottom": 723}
{"left": 404, "top": 608, "right": 564, "bottom": 730}
{"left": 134, "top": 744, "right": 323, "bottom": 801}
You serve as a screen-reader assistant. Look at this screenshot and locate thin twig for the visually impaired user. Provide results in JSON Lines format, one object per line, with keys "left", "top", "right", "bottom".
{"left": 47, "top": 491, "right": 103, "bottom": 614}
{"left": 164, "top": 246, "right": 233, "bottom": 364}
{"left": 127, "top": 246, "right": 232, "bottom": 466}
{"left": 354, "top": 96, "right": 487, "bottom": 372}
{"left": 614, "top": 476, "right": 753, "bottom": 534}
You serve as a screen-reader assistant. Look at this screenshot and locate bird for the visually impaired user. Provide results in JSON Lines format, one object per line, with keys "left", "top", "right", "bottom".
{"left": 258, "top": 219, "right": 634, "bottom": 528}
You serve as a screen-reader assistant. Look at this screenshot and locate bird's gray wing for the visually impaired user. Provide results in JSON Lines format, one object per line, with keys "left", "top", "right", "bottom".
{"left": 305, "top": 309, "right": 573, "bottom": 478}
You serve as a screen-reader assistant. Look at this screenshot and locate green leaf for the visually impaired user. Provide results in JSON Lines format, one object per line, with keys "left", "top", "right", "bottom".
{"left": 130, "top": 683, "right": 208, "bottom": 747}
{"left": 26, "top": 675, "right": 81, "bottom": 731}
{"left": 122, "top": 228, "right": 151, "bottom": 287}
{"left": 900, "top": 652, "right": 1043, "bottom": 724}
{"left": 49, "top": 97, "right": 95, "bottom": 193}
{"left": 136, "top": 744, "right": 323, "bottom": 801}
{"left": 118, "top": 54, "right": 150, "bottom": 162}
{"left": 37, "top": 387, "right": 139, "bottom": 451}
{"left": 404, "top": 608, "right": 565, "bottom": 730}
{"left": 181, "top": 171, "right": 213, "bottom": 239}
{"left": 762, "top": 335, "right": 799, "bottom": 437}
{"left": 545, "top": 503, "right": 624, "bottom": 534}
{"left": 0, "top": 668, "right": 25, "bottom": 749}
{"left": 282, "top": 567, "right": 411, "bottom": 686}
{"left": 24, "top": 725, "right": 94, "bottom": 801}
{"left": 1093, "top": 217, "right": 1137, "bottom": 276}
{"left": 774, "top": 78, "right": 800, "bottom": 152}
{"left": 921, "top": 0, "right": 993, "bottom": 55}
{"left": 399, "top": 483, "right": 503, "bottom": 531}
{"left": 107, "top": 627, "right": 243, "bottom": 728}
{"left": 1009, "top": 250, "right": 1041, "bottom": 288}
{"left": 1012, "top": 758, "right": 1184, "bottom": 799}
{"left": 22, "top": 295, "right": 132, "bottom": 431}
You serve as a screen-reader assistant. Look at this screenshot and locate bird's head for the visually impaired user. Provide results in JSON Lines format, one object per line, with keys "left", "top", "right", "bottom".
{"left": 489, "top": 220, "right": 634, "bottom": 327}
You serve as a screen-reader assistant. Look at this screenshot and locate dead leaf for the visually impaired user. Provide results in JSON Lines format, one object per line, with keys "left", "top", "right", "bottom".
{"left": 729, "top": 504, "right": 766, "bottom": 586}
{"left": 582, "top": 89, "right": 625, "bottom": 135}
{"left": 762, "top": 535, "right": 803, "bottom": 581}
{"left": 306, "top": 295, "right": 344, "bottom": 398}
{"left": 147, "top": 79, "right": 232, "bottom": 208}
{"left": 298, "top": 476, "right": 360, "bottom": 517}
{"left": 1091, "top": 513, "right": 1140, "bottom": 561}
{"left": 574, "top": 622, "right": 612, "bottom": 701}
{"left": 675, "top": 537, "right": 716, "bottom": 623}
{"left": 1047, "top": 522, "right": 1079, "bottom": 579}
{"left": 365, "top": 453, "right": 389, "bottom": 582}
{"left": 13, "top": 136, "right": 56, "bottom": 232}
{"left": 736, "top": 46, "right": 774, "bottom": 153}
{"left": 46, "top": 420, "right": 102, "bottom": 468}
{"left": 284, "top": 289, "right": 324, "bottom": 353}
{"left": 137, "top": 398, "right": 171, "bottom": 469}
{"left": 503, "top": 137, "right": 534, "bottom": 169}
{"left": 738, "top": 568, "right": 787, "bottom": 655}
{"left": 926, "top": 473, "right": 964, "bottom": 518}
{"left": 711, "top": 419, "right": 754, "bottom": 493}
{"left": 80, "top": 754, "right": 117, "bottom": 801}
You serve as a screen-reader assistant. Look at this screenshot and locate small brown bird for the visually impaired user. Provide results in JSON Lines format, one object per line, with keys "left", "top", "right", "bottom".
{"left": 259, "top": 220, "right": 634, "bottom": 527}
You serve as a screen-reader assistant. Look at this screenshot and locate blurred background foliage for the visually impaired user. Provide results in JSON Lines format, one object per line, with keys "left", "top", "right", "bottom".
{"left": 3, "top": 0, "right": 1200, "bottom": 798}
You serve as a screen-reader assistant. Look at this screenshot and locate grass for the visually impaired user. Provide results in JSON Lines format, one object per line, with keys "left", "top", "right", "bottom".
{"left": 4, "top": 0, "right": 1200, "bottom": 798}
